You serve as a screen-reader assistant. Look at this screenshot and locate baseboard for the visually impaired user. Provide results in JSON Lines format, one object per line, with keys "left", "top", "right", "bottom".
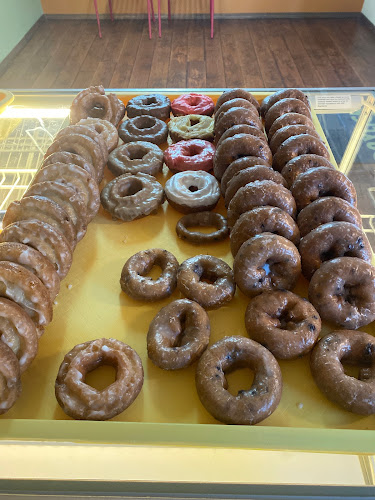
{"left": 0, "top": 15, "right": 46, "bottom": 73}
{"left": 359, "top": 12, "right": 375, "bottom": 31}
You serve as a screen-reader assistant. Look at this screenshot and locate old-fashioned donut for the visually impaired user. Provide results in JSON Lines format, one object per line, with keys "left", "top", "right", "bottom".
{"left": 126, "top": 94, "right": 171, "bottom": 120}
{"left": 119, "top": 116, "right": 168, "bottom": 145}
{"left": 55, "top": 124, "right": 108, "bottom": 162}
{"left": 245, "top": 291, "right": 321, "bottom": 359}
{"left": 42, "top": 151, "right": 98, "bottom": 184}
{"left": 195, "top": 336, "right": 282, "bottom": 425}
{"left": 0, "top": 341, "right": 21, "bottom": 415}
{"left": 233, "top": 233, "right": 301, "bottom": 297}
{"left": 70, "top": 86, "right": 125, "bottom": 126}
{"left": 281, "top": 154, "right": 335, "bottom": 188}
{"left": 176, "top": 212, "right": 229, "bottom": 244}
{"left": 172, "top": 93, "right": 215, "bottom": 116}
{"left": 164, "top": 139, "right": 215, "bottom": 172}
{"left": 120, "top": 248, "right": 178, "bottom": 301}
{"left": 55, "top": 338, "right": 143, "bottom": 420}
{"left": 168, "top": 115, "right": 214, "bottom": 142}
{"left": 177, "top": 255, "right": 235, "bottom": 309}
{"left": 308, "top": 257, "right": 375, "bottom": 329}
{"left": 147, "top": 299, "right": 210, "bottom": 370}
{"left": 230, "top": 206, "right": 300, "bottom": 256}
{"left": 77, "top": 118, "right": 119, "bottom": 152}
{"left": 108, "top": 141, "right": 164, "bottom": 177}
{"left": 272, "top": 134, "right": 330, "bottom": 171}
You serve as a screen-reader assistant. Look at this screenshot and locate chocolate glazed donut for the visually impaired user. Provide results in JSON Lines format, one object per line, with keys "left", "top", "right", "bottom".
{"left": 272, "top": 135, "right": 330, "bottom": 172}
{"left": 281, "top": 154, "right": 335, "bottom": 188}
{"left": 261, "top": 89, "right": 310, "bottom": 117}
{"left": 265, "top": 98, "right": 312, "bottom": 132}
{"left": 268, "top": 113, "right": 314, "bottom": 141}
{"left": 269, "top": 125, "right": 320, "bottom": 155}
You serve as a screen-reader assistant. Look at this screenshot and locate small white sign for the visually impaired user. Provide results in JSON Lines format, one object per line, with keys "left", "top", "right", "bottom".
{"left": 315, "top": 94, "right": 352, "bottom": 110}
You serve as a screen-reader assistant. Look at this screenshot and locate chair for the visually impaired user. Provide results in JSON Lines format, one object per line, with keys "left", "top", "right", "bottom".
{"left": 93, "top": 0, "right": 114, "bottom": 39}
{"left": 157, "top": 0, "right": 215, "bottom": 38}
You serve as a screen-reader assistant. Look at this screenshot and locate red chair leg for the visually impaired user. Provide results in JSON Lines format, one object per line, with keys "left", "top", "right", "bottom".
{"left": 147, "top": 0, "right": 152, "bottom": 39}
{"left": 168, "top": 0, "right": 171, "bottom": 21}
{"left": 158, "top": 0, "right": 161, "bottom": 37}
{"left": 93, "top": 0, "right": 102, "bottom": 38}
{"left": 108, "top": 0, "right": 114, "bottom": 22}
{"left": 210, "top": 0, "right": 214, "bottom": 38}
{"left": 151, "top": 0, "right": 156, "bottom": 23}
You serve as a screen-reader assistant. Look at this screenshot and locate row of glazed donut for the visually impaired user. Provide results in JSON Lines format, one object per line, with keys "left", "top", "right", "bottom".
{"left": 0, "top": 89, "right": 124, "bottom": 414}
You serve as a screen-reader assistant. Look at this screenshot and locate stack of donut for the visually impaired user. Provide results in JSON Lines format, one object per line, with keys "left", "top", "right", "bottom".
{"left": 0, "top": 86, "right": 125, "bottom": 414}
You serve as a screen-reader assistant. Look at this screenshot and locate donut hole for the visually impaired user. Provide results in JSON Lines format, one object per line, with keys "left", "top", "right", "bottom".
{"left": 145, "top": 97, "right": 158, "bottom": 105}
{"left": 90, "top": 104, "right": 106, "bottom": 118}
{"left": 188, "top": 185, "right": 199, "bottom": 192}
{"left": 199, "top": 269, "right": 218, "bottom": 285}
{"left": 189, "top": 96, "right": 201, "bottom": 106}
{"left": 276, "top": 308, "right": 303, "bottom": 330}
{"left": 128, "top": 148, "right": 147, "bottom": 160}
{"left": 341, "top": 363, "right": 364, "bottom": 380}
{"left": 320, "top": 248, "right": 339, "bottom": 262}
{"left": 185, "top": 147, "right": 202, "bottom": 157}
{"left": 224, "top": 365, "right": 255, "bottom": 397}
{"left": 85, "top": 364, "right": 117, "bottom": 391}
{"left": 186, "top": 224, "right": 218, "bottom": 235}
{"left": 118, "top": 179, "right": 143, "bottom": 197}
{"left": 172, "top": 312, "right": 192, "bottom": 347}
{"left": 138, "top": 117, "right": 155, "bottom": 130}
{"left": 189, "top": 118, "right": 201, "bottom": 126}
{"left": 142, "top": 264, "right": 163, "bottom": 281}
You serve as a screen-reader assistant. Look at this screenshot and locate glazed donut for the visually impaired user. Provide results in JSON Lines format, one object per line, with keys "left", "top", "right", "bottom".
{"left": 261, "top": 89, "right": 310, "bottom": 117}
{"left": 77, "top": 118, "right": 119, "bottom": 152}
{"left": 215, "top": 89, "right": 260, "bottom": 114}
{"left": 233, "top": 233, "right": 301, "bottom": 297}
{"left": 55, "top": 124, "right": 108, "bottom": 162}
{"left": 176, "top": 212, "right": 229, "bottom": 244}
{"left": 245, "top": 291, "right": 321, "bottom": 359}
{"left": 227, "top": 180, "right": 297, "bottom": 228}
{"left": 32, "top": 163, "right": 100, "bottom": 223}
{"left": 108, "top": 141, "right": 163, "bottom": 177}
{"left": 0, "top": 242, "right": 60, "bottom": 301}
{"left": 265, "top": 98, "right": 312, "bottom": 132}
{"left": 55, "top": 338, "right": 144, "bottom": 420}
{"left": 0, "top": 261, "right": 52, "bottom": 328}
{"left": 272, "top": 135, "right": 330, "bottom": 171}
{"left": 220, "top": 156, "right": 270, "bottom": 196}
{"left": 168, "top": 115, "right": 214, "bottom": 142}
{"left": 308, "top": 257, "right": 375, "bottom": 329}
{"left": 195, "top": 336, "right": 282, "bottom": 425}
{"left": 44, "top": 134, "right": 105, "bottom": 183}
{"left": 126, "top": 94, "right": 171, "bottom": 120}
{"left": 291, "top": 167, "right": 357, "bottom": 211}
{"left": 120, "top": 248, "right": 178, "bottom": 301}
{"left": 3, "top": 195, "right": 76, "bottom": 251}
{"left": 164, "top": 139, "right": 215, "bottom": 172}
{"left": 118, "top": 116, "right": 168, "bottom": 145}
{"left": 100, "top": 173, "right": 164, "bottom": 222}
{"left": 215, "top": 108, "right": 263, "bottom": 142}
{"left": 216, "top": 124, "right": 267, "bottom": 149}
{"left": 230, "top": 207, "right": 300, "bottom": 256}
{"left": 281, "top": 154, "right": 335, "bottom": 188}
{"left": 42, "top": 151, "right": 98, "bottom": 184}
{"left": 70, "top": 86, "right": 125, "bottom": 126}
{"left": 0, "top": 298, "right": 38, "bottom": 372}
{"left": 25, "top": 181, "right": 88, "bottom": 242}
{"left": 172, "top": 93, "right": 214, "bottom": 116}
{"left": 0, "top": 341, "right": 21, "bottom": 415}
{"left": 0, "top": 220, "right": 73, "bottom": 279}
{"left": 215, "top": 98, "right": 259, "bottom": 125}
{"left": 297, "top": 197, "right": 362, "bottom": 237}
{"left": 268, "top": 113, "right": 315, "bottom": 141}
{"left": 310, "top": 330, "right": 375, "bottom": 415}
{"left": 147, "top": 299, "right": 210, "bottom": 370}
{"left": 165, "top": 171, "right": 220, "bottom": 213}
{"left": 213, "top": 134, "right": 272, "bottom": 180}
{"left": 177, "top": 255, "right": 235, "bottom": 309}
{"left": 299, "top": 222, "right": 371, "bottom": 279}
{"left": 224, "top": 166, "right": 287, "bottom": 208}
{"left": 269, "top": 124, "right": 320, "bottom": 155}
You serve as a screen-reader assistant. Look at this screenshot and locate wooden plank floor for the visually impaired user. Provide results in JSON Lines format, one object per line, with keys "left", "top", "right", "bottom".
{"left": 0, "top": 15, "right": 374, "bottom": 89}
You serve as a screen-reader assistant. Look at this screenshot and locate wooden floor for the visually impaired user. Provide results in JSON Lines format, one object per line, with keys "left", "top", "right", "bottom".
{"left": 0, "top": 15, "right": 374, "bottom": 89}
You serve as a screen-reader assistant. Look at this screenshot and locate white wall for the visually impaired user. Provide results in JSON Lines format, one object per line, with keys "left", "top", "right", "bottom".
{"left": 362, "top": 0, "right": 375, "bottom": 25}
{"left": 0, "top": 0, "right": 43, "bottom": 64}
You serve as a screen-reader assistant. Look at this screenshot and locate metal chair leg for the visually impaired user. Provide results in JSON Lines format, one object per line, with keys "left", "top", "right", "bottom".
{"left": 150, "top": 0, "right": 156, "bottom": 23}
{"left": 148, "top": 0, "right": 152, "bottom": 39}
{"left": 93, "top": 0, "right": 102, "bottom": 38}
{"left": 158, "top": 0, "right": 161, "bottom": 37}
{"left": 210, "top": 0, "right": 214, "bottom": 38}
{"left": 168, "top": 0, "right": 171, "bottom": 21}
{"left": 108, "top": 0, "right": 114, "bottom": 22}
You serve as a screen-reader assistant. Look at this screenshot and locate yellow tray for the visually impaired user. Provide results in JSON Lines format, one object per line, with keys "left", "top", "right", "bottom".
{"left": 0, "top": 90, "right": 14, "bottom": 114}
{"left": 0, "top": 92, "right": 374, "bottom": 454}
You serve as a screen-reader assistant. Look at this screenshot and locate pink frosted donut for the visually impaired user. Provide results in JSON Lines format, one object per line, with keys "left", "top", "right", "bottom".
{"left": 172, "top": 93, "right": 215, "bottom": 116}
{"left": 164, "top": 139, "right": 215, "bottom": 172}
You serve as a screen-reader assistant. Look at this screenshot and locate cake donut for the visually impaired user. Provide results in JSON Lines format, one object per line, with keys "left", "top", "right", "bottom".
{"left": 272, "top": 135, "right": 330, "bottom": 172}
{"left": 100, "top": 173, "right": 164, "bottom": 222}
{"left": 0, "top": 341, "right": 21, "bottom": 415}
{"left": 245, "top": 291, "right": 321, "bottom": 359}
{"left": 261, "top": 88, "right": 310, "bottom": 117}
{"left": 269, "top": 124, "right": 320, "bottom": 155}
{"left": 164, "top": 140, "right": 215, "bottom": 172}
{"left": 268, "top": 113, "right": 314, "bottom": 141}
{"left": 164, "top": 171, "right": 220, "bottom": 213}
{"left": 172, "top": 93, "right": 214, "bottom": 116}
{"left": 177, "top": 255, "right": 235, "bottom": 309}
{"left": 215, "top": 89, "right": 260, "bottom": 113}
{"left": 297, "top": 197, "right": 362, "bottom": 237}
{"left": 55, "top": 338, "right": 144, "bottom": 420}
{"left": 70, "top": 86, "right": 125, "bottom": 126}
{"left": 215, "top": 98, "right": 260, "bottom": 125}
{"left": 120, "top": 248, "right": 178, "bottom": 302}
{"left": 147, "top": 299, "right": 210, "bottom": 370}
{"left": 227, "top": 180, "right": 297, "bottom": 228}
{"left": 77, "top": 118, "right": 119, "bottom": 152}
{"left": 216, "top": 124, "right": 267, "bottom": 149}
{"left": 233, "top": 233, "right": 301, "bottom": 297}
{"left": 308, "top": 257, "right": 375, "bottom": 329}
{"left": 119, "top": 116, "right": 168, "bottom": 145}
{"left": 220, "top": 156, "right": 270, "bottom": 196}
{"left": 310, "top": 330, "right": 375, "bottom": 415}
{"left": 281, "top": 154, "right": 335, "bottom": 188}
{"left": 265, "top": 98, "right": 312, "bottom": 132}
{"left": 195, "top": 336, "right": 282, "bottom": 425}
{"left": 291, "top": 167, "right": 357, "bottom": 211}
{"left": 213, "top": 134, "right": 272, "bottom": 180}
{"left": 299, "top": 222, "right": 371, "bottom": 279}
{"left": 126, "top": 94, "right": 171, "bottom": 120}
{"left": 176, "top": 212, "right": 229, "bottom": 244}
{"left": 168, "top": 115, "right": 214, "bottom": 142}
{"left": 215, "top": 108, "right": 263, "bottom": 142}
{"left": 230, "top": 206, "right": 300, "bottom": 256}
{"left": 108, "top": 141, "right": 164, "bottom": 177}
{"left": 42, "top": 151, "right": 98, "bottom": 184}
